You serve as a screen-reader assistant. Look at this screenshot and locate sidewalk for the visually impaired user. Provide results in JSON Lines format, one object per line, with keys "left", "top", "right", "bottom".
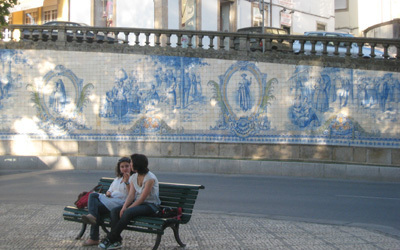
{"left": 1, "top": 203, "right": 400, "bottom": 249}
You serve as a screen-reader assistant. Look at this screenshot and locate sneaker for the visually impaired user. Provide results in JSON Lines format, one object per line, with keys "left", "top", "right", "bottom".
{"left": 98, "top": 238, "right": 122, "bottom": 249}
{"left": 106, "top": 241, "right": 122, "bottom": 249}
{"left": 98, "top": 238, "right": 110, "bottom": 249}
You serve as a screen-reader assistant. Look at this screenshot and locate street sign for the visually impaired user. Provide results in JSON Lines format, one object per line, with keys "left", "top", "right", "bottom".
{"left": 280, "top": 12, "right": 292, "bottom": 26}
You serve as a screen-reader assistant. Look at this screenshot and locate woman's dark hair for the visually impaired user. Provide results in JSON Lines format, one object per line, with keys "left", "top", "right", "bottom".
{"left": 115, "top": 157, "right": 133, "bottom": 177}
{"left": 131, "top": 154, "right": 149, "bottom": 175}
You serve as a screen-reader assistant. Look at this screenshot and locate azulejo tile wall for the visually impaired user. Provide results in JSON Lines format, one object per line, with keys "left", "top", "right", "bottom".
{"left": 1, "top": 49, "right": 399, "bottom": 148}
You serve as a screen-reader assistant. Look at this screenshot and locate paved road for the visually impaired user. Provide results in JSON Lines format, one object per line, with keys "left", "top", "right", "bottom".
{"left": 1, "top": 169, "right": 400, "bottom": 238}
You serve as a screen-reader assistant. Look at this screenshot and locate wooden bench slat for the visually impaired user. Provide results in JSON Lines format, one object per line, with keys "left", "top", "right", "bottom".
{"left": 125, "top": 225, "right": 163, "bottom": 234}
{"left": 160, "top": 190, "right": 199, "bottom": 196}
{"left": 159, "top": 195, "right": 199, "bottom": 202}
{"left": 161, "top": 201, "right": 196, "bottom": 206}
{"left": 130, "top": 222, "right": 164, "bottom": 230}
{"left": 64, "top": 206, "right": 88, "bottom": 213}
{"left": 160, "top": 188, "right": 199, "bottom": 193}
{"left": 159, "top": 182, "right": 205, "bottom": 190}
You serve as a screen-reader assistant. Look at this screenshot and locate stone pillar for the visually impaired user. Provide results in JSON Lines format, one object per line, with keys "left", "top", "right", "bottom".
{"left": 154, "top": 0, "right": 168, "bottom": 29}
{"left": 154, "top": 0, "right": 168, "bottom": 46}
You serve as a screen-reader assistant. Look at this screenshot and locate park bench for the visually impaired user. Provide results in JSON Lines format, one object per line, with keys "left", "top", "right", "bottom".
{"left": 63, "top": 177, "right": 205, "bottom": 250}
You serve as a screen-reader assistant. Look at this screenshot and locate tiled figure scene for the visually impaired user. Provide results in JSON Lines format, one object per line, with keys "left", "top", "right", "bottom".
{"left": 1, "top": 49, "right": 399, "bottom": 148}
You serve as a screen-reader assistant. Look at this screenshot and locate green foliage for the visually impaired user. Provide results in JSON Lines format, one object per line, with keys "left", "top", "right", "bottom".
{"left": 0, "top": 0, "right": 18, "bottom": 27}
{"left": 76, "top": 83, "right": 94, "bottom": 112}
{"left": 260, "top": 78, "right": 277, "bottom": 109}
{"left": 207, "top": 80, "right": 228, "bottom": 115}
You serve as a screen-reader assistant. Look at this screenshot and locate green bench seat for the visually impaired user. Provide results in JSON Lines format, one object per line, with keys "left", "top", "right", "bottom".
{"left": 63, "top": 177, "right": 204, "bottom": 250}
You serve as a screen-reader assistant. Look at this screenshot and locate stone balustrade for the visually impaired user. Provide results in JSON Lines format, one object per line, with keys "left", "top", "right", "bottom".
{"left": 2, "top": 24, "right": 399, "bottom": 61}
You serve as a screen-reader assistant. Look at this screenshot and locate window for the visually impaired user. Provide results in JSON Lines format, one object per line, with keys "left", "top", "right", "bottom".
{"left": 25, "top": 11, "right": 38, "bottom": 24}
{"left": 43, "top": 9, "right": 57, "bottom": 23}
{"left": 252, "top": 3, "right": 268, "bottom": 27}
{"left": 335, "top": 0, "right": 348, "bottom": 11}
{"left": 316, "top": 22, "right": 326, "bottom": 31}
{"left": 181, "top": 0, "right": 197, "bottom": 30}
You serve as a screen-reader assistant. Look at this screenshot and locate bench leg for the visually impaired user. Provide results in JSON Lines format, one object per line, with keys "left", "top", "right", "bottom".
{"left": 75, "top": 223, "right": 87, "bottom": 240}
{"left": 153, "top": 234, "right": 162, "bottom": 250}
{"left": 171, "top": 223, "right": 186, "bottom": 247}
{"left": 100, "top": 222, "right": 110, "bottom": 234}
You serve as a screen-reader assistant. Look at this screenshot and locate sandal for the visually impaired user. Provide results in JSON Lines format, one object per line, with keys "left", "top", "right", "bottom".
{"left": 82, "top": 239, "right": 99, "bottom": 246}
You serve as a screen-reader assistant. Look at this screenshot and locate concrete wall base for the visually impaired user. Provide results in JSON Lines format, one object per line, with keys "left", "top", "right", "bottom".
{"left": 1, "top": 155, "right": 399, "bottom": 182}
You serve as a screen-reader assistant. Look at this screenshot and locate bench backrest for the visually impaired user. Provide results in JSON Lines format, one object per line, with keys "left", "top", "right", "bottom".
{"left": 98, "top": 177, "right": 204, "bottom": 224}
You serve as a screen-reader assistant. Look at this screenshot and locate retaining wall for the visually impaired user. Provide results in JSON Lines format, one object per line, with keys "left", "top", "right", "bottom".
{"left": 0, "top": 38, "right": 399, "bottom": 180}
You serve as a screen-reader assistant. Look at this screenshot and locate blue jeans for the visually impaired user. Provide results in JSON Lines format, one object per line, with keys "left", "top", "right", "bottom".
{"left": 108, "top": 203, "right": 158, "bottom": 243}
{"left": 87, "top": 192, "right": 110, "bottom": 241}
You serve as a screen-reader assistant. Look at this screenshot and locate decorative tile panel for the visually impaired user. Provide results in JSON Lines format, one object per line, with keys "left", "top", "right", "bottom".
{"left": 0, "top": 49, "right": 399, "bottom": 148}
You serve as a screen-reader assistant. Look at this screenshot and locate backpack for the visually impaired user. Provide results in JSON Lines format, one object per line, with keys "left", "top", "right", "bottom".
{"left": 154, "top": 207, "right": 182, "bottom": 220}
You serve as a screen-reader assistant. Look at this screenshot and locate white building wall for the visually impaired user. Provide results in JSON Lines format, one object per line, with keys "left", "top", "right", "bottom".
{"left": 116, "top": 0, "right": 154, "bottom": 28}
{"left": 237, "top": 0, "right": 252, "bottom": 29}
{"left": 335, "top": 0, "right": 400, "bottom": 36}
{"left": 68, "top": 0, "right": 333, "bottom": 39}
{"left": 290, "top": 0, "right": 334, "bottom": 34}
{"left": 116, "top": 0, "right": 155, "bottom": 45}
{"left": 202, "top": 0, "right": 218, "bottom": 31}
{"left": 69, "top": 0, "right": 91, "bottom": 25}
{"left": 168, "top": 1, "right": 179, "bottom": 29}
{"left": 357, "top": 0, "right": 400, "bottom": 34}
{"left": 234, "top": 0, "right": 334, "bottom": 34}
{"left": 201, "top": 0, "right": 218, "bottom": 48}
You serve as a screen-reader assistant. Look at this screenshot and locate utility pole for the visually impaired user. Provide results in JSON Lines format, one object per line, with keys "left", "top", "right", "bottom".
{"left": 259, "top": 0, "right": 265, "bottom": 52}
{"left": 246, "top": 0, "right": 266, "bottom": 52}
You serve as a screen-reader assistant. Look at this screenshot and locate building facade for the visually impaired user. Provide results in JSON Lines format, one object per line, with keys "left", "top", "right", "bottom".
{"left": 9, "top": 0, "right": 68, "bottom": 25}
{"left": 335, "top": 0, "right": 400, "bottom": 37}
{"left": 9, "top": 0, "right": 335, "bottom": 35}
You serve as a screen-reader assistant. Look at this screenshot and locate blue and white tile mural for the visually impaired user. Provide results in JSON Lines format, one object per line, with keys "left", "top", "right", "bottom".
{"left": 0, "top": 49, "right": 399, "bottom": 148}
{"left": 28, "top": 65, "right": 93, "bottom": 135}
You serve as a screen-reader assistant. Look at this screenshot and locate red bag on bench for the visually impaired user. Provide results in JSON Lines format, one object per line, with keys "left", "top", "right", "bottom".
{"left": 74, "top": 184, "right": 104, "bottom": 209}
{"left": 74, "top": 191, "right": 92, "bottom": 209}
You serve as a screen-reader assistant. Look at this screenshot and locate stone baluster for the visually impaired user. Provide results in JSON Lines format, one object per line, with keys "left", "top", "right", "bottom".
{"left": 322, "top": 41, "right": 329, "bottom": 55}
{"left": 357, "top": 42, "right": 364, "bottom": 57}
{"left": 177, "top": 34, "right": 182, "bottom": 48}
{"left": 145, "top": 33, "right": 150, "bottom": 46}
{"left": 345, "top": 43, "right": 352, "bottom": 57}
{"left": 198, "top": 35, "right": 204, "bottom": 49}
{"left": 383, "top": 44, "right": 390, "bottom": 59}
{"left": 310, "top": 40, "right": 317, "bottom": 55}
{"left": 370, "top": 43, "right": 376, "bottom": 58}
{"left": 123, "top": 32, "right": 129, "bottom": 44}
{"left": 134, "top": 32, "right": 140, "bottom": 46}
{"left": 299, "top": 39, "right": 305, "bottom": 54}
{"left": 187, "top": 34, "right": 193, "bottom": 48}
{"left": 208, "top": 35, "right": 215, "bottom": 50}
{"left": 333, "top": 41, "right": 340, "bottom": 56}
{"left": 166, "top": 34, "right": 172, "bottom": 47}
{"left": 219, "top": 36, "right": 225, "bottom": 50}
{"left": 155, "top": 33, "right": 161, "bottom": 47}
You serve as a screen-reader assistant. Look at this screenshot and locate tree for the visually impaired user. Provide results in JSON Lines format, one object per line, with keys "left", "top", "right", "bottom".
{"left": 0, "top": 0, "right": 18, "bottom": 27}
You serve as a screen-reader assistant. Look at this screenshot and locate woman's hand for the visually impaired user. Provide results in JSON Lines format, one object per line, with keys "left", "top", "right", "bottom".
{"left": 122, "top": 172, "right": 130, "bottom": 183}
{"left": 119, "top": 206, "right": 127, "bottom": 218}
{"left": 106, "top": 191, "right": 112, "bottom": 197}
